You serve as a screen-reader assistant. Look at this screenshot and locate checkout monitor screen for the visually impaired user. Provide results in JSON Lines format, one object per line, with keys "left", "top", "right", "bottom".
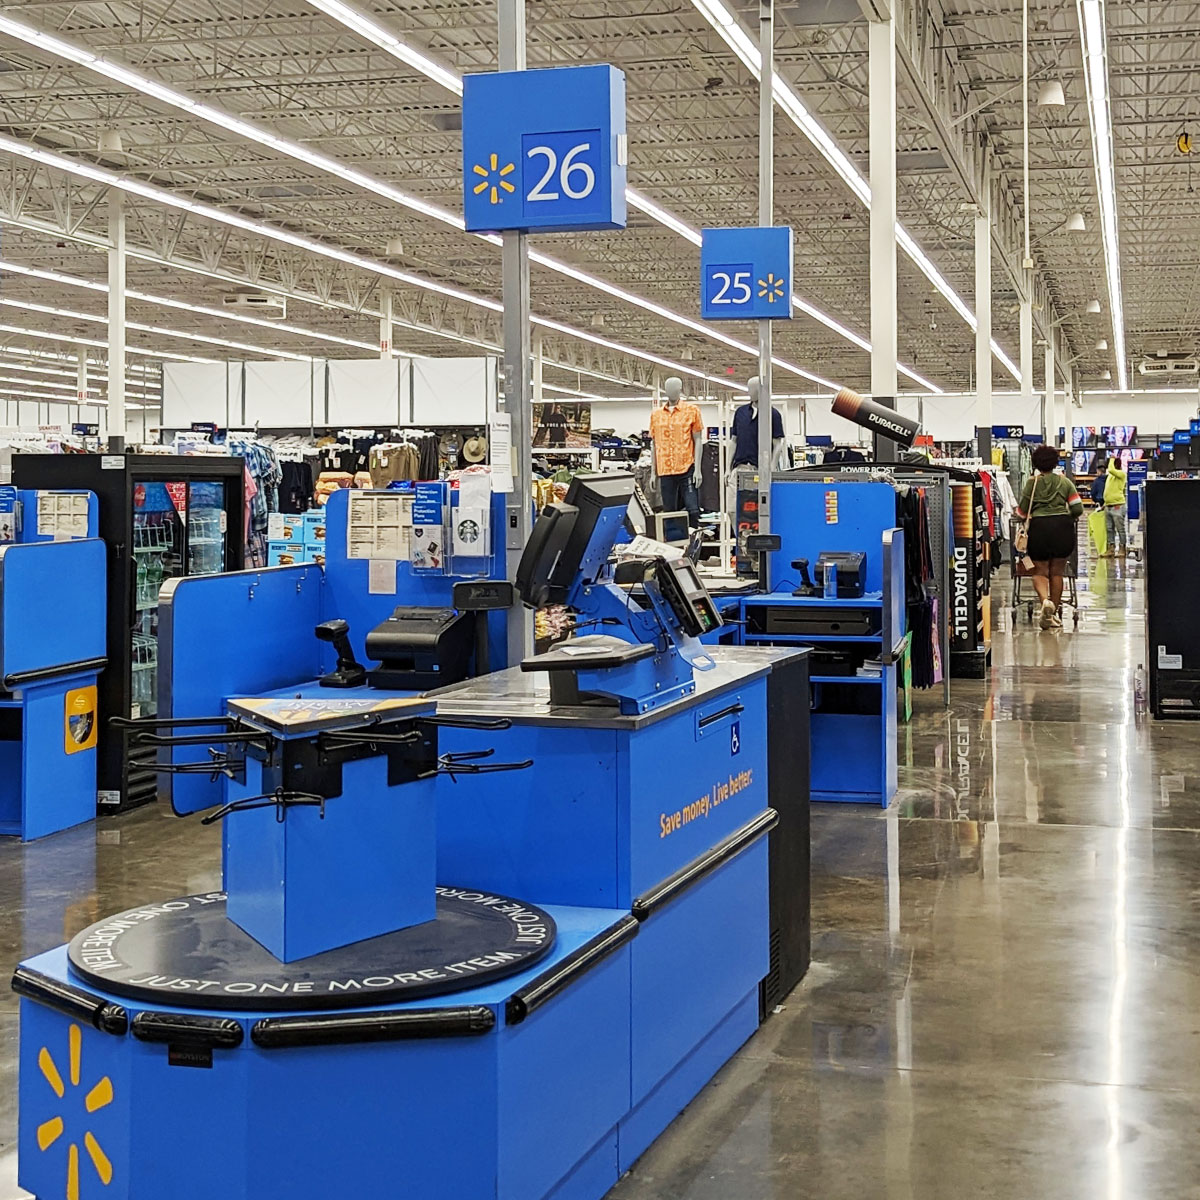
{"left": 516, "top": 473, "right": 635, "bottom": 606}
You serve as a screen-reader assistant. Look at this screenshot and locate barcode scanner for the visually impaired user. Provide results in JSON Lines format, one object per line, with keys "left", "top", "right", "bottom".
{"left": 315, "top": 619, "right": 368, "bottom": 688}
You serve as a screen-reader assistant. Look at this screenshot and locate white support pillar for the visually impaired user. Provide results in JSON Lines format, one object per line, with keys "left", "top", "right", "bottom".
{"left": 974, "top": 176, "right": 993, "bottom": 434}
{"left": 379, "top": 289, "right": 392, "bottom": 359}
{"left": 868, "top": 15, "right": 899, "bottom": 458}
{"left": 107, "top": 189, "right": 126, "bottom": 450}
{"left": 1020, "top": 286, "right": 1033, "bottom": 437}
{"left": 76, "top": 351, "right": 88, "bottom": 405}
{"left": 533, "top": 331, "right": 544, "bottom": 405}
{"left": 1044, "top": 327, "right": 1056, "bottom": 444}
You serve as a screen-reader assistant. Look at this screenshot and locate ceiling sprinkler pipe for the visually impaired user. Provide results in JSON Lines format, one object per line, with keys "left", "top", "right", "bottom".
{"left": 831, "top": 387, "right": 921, "bottom": 448}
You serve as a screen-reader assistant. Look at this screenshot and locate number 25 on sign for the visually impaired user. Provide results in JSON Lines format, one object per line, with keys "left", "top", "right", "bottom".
{"left": 700, "top": 227, "right": 794, "bottom": 322}
{"left": 462, "top": 65, "right": 627, "bottom": 234}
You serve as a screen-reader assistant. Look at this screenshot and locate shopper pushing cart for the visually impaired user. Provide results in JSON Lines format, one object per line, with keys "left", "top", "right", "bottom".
{"left": 1013, "top": 444, "right": 1084, "bottom": 630}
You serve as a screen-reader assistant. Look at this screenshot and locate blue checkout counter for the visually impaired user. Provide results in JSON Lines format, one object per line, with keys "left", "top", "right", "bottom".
{"left": 0, "top": 488, "right": 106, "bottom": 841}
{"left": 12, "top": 475, "right": 810, "bottom": 1200}
{"left": 723, "top": 478, "right": 905, "bottom": 807}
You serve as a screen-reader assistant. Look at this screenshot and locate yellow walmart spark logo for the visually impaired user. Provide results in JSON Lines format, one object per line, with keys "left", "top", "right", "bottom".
{"left": 37, "top": 1024, "right": 114, "bottom": 1198}
{"left": 758, "top": 273, "right": 786, "bottom": 303}
{"left": 472, "top": 153, "right": 516, "bottom": 205}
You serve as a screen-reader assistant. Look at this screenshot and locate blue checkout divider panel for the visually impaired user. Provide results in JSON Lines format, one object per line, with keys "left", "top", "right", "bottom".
{"left": 320, "top": 487, "right": 510, "bottom": 673}
{"left": 622, "top": 679, "right": 768, "bottom": 901}
{"left": 769, "top": 479, "right": 897, "bottom": 594}
{"left": 160, "top": 564, "right": 324, "bottom": 814}
{"left": 437, "top": 723, "right": 625, "bottom": 908}
{"left": 629, "top": 837, "right": 767, "bottom": 1104}
{"left": 0, "top": 539, "right": 105, "bottom": 683}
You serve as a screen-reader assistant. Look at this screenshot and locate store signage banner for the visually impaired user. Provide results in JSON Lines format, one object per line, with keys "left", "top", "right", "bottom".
{"left": 700, "top": 227, "right": 794, "bottom": 322}
{"left": 462, "top": 64, "right": 627, "bottom": 233}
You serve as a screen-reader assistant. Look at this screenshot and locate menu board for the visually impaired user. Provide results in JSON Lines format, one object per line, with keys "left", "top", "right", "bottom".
{"left": 346, "top": 492, "right": 412, "bottom": 561}
{"left": 36, "top": 491, "right": 89, "bottom": 540}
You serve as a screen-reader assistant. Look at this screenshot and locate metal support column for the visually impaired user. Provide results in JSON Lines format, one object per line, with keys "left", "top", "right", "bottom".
{"left": 1044, "top": 326, "right": 1056, "bottom": 445}
{"left": 533, "top": 331, "right": 544, "bottom": 405}
{"left": 76, "top": 351, "right": 87, "bottom": 406}
{"left": 756, "top": 0, "right": 774, "bottom": 544}
{"left": 868, "top": 14, "right": 899, "bottom": 460}
{"left": 107, "top": 189, "right": 126, "bottom": 452}
{"left": 974, "top": 171, "right": 993, "bottom": 451}
{"left": 1020, "top": 287, "right": 1033, "bottom": 442}
{"left": 379, "top": 289, "right": 392, "bottom": 358}
{"left": 499, "top": 0, "right": 533, "bottom": 664}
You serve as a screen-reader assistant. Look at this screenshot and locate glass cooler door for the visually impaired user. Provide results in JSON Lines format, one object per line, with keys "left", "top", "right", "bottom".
{"left": 130, "top": 480, "right": 187, "bottom": 720}
{"left": 186, "top": 479, "right": 229, "bottom": 576}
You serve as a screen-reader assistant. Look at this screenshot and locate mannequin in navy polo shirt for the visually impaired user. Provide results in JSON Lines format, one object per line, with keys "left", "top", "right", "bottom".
{"left": 726, "top": 376, "right": 786, "bottom": 511}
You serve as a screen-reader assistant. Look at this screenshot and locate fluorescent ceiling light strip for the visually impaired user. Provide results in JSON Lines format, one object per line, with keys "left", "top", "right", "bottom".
{"left": 306, "top": 0, "right": 463, "bottom": 95}
{"left": 301, "top": 1, "right": 941, "bottom": 391}
{"left": 0, "top": 15, "right": 833, "bottom": 387}
{"left": 0, "top": 135, "right": 746, "bottom": 394}
{"left": 0, "top": 372, "right": 153, "bottom": 397}
{"left": 0, "top": 259, "right": 376, "bottom": 352}
{"left": 0, "top": 215, "right": 648, "bottom": 395}
{"left": 0, "top": 343, "right": 157, "bottom": 376}
{"left": 0, "top": 319, "right": 215, "bottom": 363}
{"left": 0, "top": 382, "right": 143, "bottom": 407}
{"left": 0, "top": 294, "right": 313, "bottom": 360}
{"left": 690, "top": 0, "right": 1020, "bottom": 383}
{"left": 0, "top": 357, "right": 157, "bottom": 394}
{"left": 1078, "top": 0, "right": 1127, "bottom": 392}
{"left": 533, "top": 316, "right": 748, "bottom": 392}
{"left": 0, "top": 14, "right": 462, "bottom": 230}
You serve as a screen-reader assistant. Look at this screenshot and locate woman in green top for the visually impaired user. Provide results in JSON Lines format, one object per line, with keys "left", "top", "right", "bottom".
{"left": 1016, "top": 444, "right": 1084, "bottom": 629}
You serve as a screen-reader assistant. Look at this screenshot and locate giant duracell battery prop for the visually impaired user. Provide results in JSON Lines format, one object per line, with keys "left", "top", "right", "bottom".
{"left": 831, "top": 387, "right": 921, "bottom": 449}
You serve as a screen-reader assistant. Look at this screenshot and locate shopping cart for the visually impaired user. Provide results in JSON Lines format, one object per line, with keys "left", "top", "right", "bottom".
{"left": 1009, "top": 518, "right": 1080, "bottom": 628}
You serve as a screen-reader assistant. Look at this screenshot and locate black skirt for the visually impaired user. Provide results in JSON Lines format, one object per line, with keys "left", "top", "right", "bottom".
{"left": 1027, "top": 513, "right": 1076, "bottom": 561}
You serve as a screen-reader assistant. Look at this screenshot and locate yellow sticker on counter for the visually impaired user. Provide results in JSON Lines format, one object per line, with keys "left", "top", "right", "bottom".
{"left": 65, "top": 686, "right": 98, "bottom": 754}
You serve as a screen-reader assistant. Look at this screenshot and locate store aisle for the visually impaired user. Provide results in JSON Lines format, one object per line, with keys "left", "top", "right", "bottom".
{"left": 0, "top": 556, "right": 1182, "bottom": 1200}
{"left": 609, "top": 556, "right": 1200, "bottom": 1200}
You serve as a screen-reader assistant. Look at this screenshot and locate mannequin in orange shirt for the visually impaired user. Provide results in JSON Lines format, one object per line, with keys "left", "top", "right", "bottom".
{"left": 649, "top": 376, "right": 703, "bottom": 528}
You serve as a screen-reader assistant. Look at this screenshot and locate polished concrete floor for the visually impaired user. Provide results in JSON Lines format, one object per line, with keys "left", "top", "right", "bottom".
{"left": 1, "top": 551, "right": 1186, "bottom": 1199}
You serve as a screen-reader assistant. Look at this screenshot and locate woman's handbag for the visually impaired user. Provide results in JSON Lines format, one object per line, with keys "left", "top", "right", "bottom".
{"left": 1014, "top": 474, "right": 1045, "bottom": 566}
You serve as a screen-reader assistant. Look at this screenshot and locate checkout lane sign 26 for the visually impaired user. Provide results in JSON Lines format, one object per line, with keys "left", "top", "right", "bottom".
{"left": 461, "top": 64, "right": 627, "bottom": 233}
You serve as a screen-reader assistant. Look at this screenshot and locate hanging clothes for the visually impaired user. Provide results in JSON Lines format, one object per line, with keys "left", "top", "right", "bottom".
{"left": 228, "top": 438, "right": 282, "bottom": 568}
{"left": 278, "top": 460, "right": 315, "bottom": 513}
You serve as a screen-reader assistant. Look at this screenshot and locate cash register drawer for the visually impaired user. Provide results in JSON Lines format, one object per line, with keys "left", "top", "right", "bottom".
{"left": 752, "top": 606, "right": 881, "bottom": 637}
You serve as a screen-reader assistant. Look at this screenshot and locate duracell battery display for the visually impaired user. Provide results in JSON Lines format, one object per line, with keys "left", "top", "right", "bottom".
{"left": 831, "top": 388, "right": 921, "bottom": 449}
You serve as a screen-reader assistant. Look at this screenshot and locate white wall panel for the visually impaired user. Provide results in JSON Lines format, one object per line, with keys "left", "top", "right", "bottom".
{"left": 327, "top": 358, "right": 407, "bottom": 425}
{"left": 163, "top": 362, "right": 237, "bottom": 427}
{"left": 1076, "top": 391, "right": 1200, "bottom": 438}
{"left": 243, "top": 361, "right": 314, "bottom": 427}
{"left": 991, "top": 391, "right": 1044, "bottom": 433}
{"left": 920, "top": 394, "right": 983, "bottom": 441}
{"left": 412, "top": 357, "right": 493, "bottom": 424}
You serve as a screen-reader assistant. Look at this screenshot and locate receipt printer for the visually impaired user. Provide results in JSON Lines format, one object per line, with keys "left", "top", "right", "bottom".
{"left": 365, "top": 606, "right": 474, "bottom": 690}
{"left": 814, "top": 551, "right": 867, "bottom": 598}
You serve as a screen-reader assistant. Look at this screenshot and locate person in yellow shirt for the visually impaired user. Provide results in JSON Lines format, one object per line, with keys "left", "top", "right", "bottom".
{"left": 1102, "top": 453, "right": 1128, "bottom": 557}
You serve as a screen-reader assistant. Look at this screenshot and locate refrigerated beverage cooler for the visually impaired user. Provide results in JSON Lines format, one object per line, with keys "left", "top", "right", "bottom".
{"left": 12, "top": 454, "right": 244, "bottom": 811}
